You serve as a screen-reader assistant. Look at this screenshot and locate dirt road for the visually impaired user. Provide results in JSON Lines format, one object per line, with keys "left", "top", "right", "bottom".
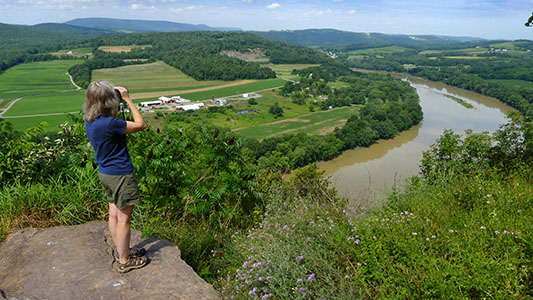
{"left": 131, "top": 80, "right": 256, "bottom": 100}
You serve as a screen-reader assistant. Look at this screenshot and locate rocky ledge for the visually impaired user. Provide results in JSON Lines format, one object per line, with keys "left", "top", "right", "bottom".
{"left": 0, "top": 221, "right": 220, "bottom": 300}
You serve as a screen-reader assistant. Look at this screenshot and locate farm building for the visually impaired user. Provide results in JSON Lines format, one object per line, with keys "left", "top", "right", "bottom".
{"left": 140, "top": 100, "right": 162, "bottom": 107}
{"left": 171, "top": 96, "right": 191, "bottom": 104}
{"left": 158, "top": 96, "right": 172, "bottom": 103}
{"left": 176, "top": 102, "right": 205, "bottom": 111}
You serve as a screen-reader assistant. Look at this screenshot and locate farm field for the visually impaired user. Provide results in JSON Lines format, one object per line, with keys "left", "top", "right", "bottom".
{"left": 51, "top": 47, "right": 93, "bottom": 57}
{"left": 137, "top": 78, "right": 288, "bottom": 102}
{"left": 98, "top": 45, "right": 151, "bottom": 53}
{"left": 235, "top": 106, "right": 358, "bottom": 140}
{"left": 488, "top": 79, "right": 533, "bottom": 88}
{"left": 0, "top": 60, "right": 84, "bottom": 101}
{"left": 267, "top": 64, "right": 319, "bottom": 81}
{"left": 4, "top": 114, "right": 78, "bottom": 131}
{"left": 2, "top": 91, "right": 85, "bottom": 116}
{"left": 346, "top": 46, "right": 409, "bottom": 56}
{"left": 92, "top": 61, "right": 226, "bottom": 92}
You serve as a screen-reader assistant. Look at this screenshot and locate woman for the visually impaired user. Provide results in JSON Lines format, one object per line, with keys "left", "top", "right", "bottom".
{"left": 84, "top": 80, "right": 148, "bottom": 273}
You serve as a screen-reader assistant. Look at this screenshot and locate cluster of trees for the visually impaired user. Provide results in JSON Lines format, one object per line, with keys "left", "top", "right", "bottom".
{"left": 242, "top": 64, "right": 422, "bottom": 172}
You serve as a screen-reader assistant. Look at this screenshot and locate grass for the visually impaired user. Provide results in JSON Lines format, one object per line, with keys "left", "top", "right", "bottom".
{"left": 267, "top": 64, "right": 320, "bottom": 81}
{"left": 92, "top": 61, "right": 225, "bottom": 92}
{"left": 216, "top": 160, "right": 533, "bottom": 299}
{"left": 3, "top": 114, "right": 77, "bottom": 131}
{"left": 0, "top": 60, "right": 84, "bottom": 101}
{"left": 138, "top": 78, "right": 287, "bottom": 102}
{"left": 443, "top": 94, "right": 474, "bottom": 109}
{"left": 488, "top": 79, "right": 533, "bottom": 88}
{"left": 3, "top": 91, "right": 85, "bottom": 116}
{"left": 236, "top": 106, "right": 358, "bottom": 140}
{"left": 164, "top": 90, "right": 311, "bottom": 129}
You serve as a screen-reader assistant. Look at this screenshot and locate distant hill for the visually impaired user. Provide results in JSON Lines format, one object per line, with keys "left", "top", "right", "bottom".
{"left": 65, "top": 18, "right": 241, "bottom": 33}
{"left": 254, "top": 29, "right": 485, "bottom": 47}
{"left": 0, "top": 22, "right": 74, "bottom": 50}
{"left": 30, "top": 23, "right": 113, "bottom": 38}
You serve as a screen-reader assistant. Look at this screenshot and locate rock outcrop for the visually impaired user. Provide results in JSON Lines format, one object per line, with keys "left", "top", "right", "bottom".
{"left": 0, "top": 221, "right": 220, "bottom": 300}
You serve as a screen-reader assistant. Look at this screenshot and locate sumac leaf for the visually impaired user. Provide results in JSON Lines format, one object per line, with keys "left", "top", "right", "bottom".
{"left": 227, "top": 137, "right": 235, "bottom": 145}
{"left": 213, "top": 130, "right": 219, "bottom": 139}
{"left": 166, "top": 140, "right": 171, "bottom": 145}
{"left": 147, "top": 149, "right": 153, "bottom": 161}
{"left": 204, "top": 193, "right": 209, "bottom": 200}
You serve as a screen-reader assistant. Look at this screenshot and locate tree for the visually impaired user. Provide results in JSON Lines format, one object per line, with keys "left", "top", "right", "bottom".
{"left": 269, "top": 103, "right": 284, "bottom": 118}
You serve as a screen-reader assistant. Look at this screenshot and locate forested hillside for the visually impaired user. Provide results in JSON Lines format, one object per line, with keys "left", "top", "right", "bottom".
{"left": 68, "top": 31, "right": 329, "bottom": 87}
{"left": 65, "top": 18, "right": 240, "bottom": 33}
{"left": 255, "top": 29, "right": 483, "bottom": 47}
{"left": 343, "top": 40, "right": 533, "bottom": 119}
{"left": 30, "top": 23, "right": 113, "bottom": 38}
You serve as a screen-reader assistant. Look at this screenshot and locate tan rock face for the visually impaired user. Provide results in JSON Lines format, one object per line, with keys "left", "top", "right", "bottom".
{"left": 0, "top": 221, "right": 220, "bottom": 300}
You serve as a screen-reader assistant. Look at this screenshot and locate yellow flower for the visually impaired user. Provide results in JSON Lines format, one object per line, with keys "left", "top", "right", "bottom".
{"left": 136, "top": 156, "right": 141, "bottom": 159}
{"left": 253, "top": 210, "right": 260, "bottom": 215}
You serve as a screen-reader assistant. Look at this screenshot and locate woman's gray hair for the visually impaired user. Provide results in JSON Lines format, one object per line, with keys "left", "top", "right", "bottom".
{"left": 83, "top": 80, "right": 120, "bottom": 123}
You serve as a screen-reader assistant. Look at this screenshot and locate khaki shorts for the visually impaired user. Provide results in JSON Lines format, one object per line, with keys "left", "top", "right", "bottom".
{"left": 98, "top": 172, "right": 141, "bottom": 210}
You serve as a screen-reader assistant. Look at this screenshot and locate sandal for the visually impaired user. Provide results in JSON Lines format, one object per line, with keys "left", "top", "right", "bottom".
{"left": 117, "top": 255, "right": 148, "bottom": 273}
{"left": 113, "top": 247, "right": 146, "bottom": 261}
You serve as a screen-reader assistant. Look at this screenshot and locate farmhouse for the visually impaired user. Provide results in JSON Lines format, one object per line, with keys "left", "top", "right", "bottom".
{"left": 170, "top": 96, "right": 191, "bottom": 104}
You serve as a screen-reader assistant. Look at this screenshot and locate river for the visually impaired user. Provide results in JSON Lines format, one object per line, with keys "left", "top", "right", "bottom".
{"left": 317, "top": 74, "right": 516, "bottom": 206}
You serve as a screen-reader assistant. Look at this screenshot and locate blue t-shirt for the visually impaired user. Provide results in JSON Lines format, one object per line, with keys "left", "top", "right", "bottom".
{"left": 85, "top": 116, "right": 134, "bottom": 175}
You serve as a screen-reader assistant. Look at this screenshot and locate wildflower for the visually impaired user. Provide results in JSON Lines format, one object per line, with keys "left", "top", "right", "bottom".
{"left": 355, "top": 239, "right": 360, "bottom": 244}
{"left": 300, "top": 287, "right": 305, "bottom": 292}
{"left": 412, "top": 232, "right": 418, "bottom": 236}
{"left": 249, "top": 287, "right": 257, "bottom": 295}
{"left": 296, "top": 255, "right": 304, "bottom": 260}
{"left": 480, "top": 226, "right": 486, "bottom": 230}
{"left": 425, "top": 238, "right": 430, "bottom": 241}
{"left": 449, "top": 229, "right": 454, "bottom": 233}
{"left": 297, "top": 279, "right": 303, "bottom": 283}
{"left": 307, "top": 273, "right": 315, "bottom": 281}
{"left": 252, "top": 262, "right": 262, "bottom": 268}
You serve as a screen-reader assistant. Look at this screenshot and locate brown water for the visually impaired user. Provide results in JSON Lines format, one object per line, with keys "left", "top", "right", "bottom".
{"left": 318, "top": 74, "right": 516, "bottom": 205}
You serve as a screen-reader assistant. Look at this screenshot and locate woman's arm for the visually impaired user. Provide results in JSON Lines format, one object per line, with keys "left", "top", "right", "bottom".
{"left": 116, "top": 86, "right": 147, "bottom": 134}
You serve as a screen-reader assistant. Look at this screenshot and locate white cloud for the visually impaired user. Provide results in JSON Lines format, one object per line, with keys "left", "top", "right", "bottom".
{"left": 349, "top": 9, "right": 356, "bottom": 14}
{"left": 169, "top": 4, "right": 202, "bottom": 14}
{"left": 130, "top": 3, "right": 158, "bottom": 11}
{"left": 267, "top": 3, "right": 280, "bottom": 9}
{"left": 333, "top": 0, "right": 343, "bottom": 2}
{"left": 242, "top": 0, "right": 252, "bottom": 3}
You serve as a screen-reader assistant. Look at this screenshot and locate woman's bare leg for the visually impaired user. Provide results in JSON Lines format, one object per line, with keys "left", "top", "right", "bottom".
{"left": 109, "top": 203, "right": 134, "bottom": 264}
{"left": 108, "top": 203, "right": 118, "bottom": 245}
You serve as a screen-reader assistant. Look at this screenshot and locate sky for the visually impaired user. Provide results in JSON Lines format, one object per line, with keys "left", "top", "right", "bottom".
{"left": 0, "top": 0, "right": 531, "bottom": 40}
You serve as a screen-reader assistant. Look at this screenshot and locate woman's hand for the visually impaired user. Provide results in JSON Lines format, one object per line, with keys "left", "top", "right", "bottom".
{"left": 115, "top": 86, "right": 131, "bottom": 102}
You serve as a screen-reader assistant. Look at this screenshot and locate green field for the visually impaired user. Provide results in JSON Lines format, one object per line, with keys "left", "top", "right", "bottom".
{"left": 3, "top": 114, "right": 77, "bottom": 131}
{"left": 161, "top": 90, "right": 316, "bottom": 130}
{"left": 267, "top": 64, "right": 319, "bottom": 81}
{"left": 235, "top": 106, "right": 358, "bottom": 140}
{"left": 93, "top": 61, "right": 225, "bottom": 92}
{"left": 488, "top": 79, "right": 533, "bottom": 88}
{"left": 137, "top": 78, "right": 288, "bottom": 102}
{"left": 3, "top": 91, "right": 85, "bottom": 116}
{"left": 52, "top": 47, "right": 93, "bottom": 57}
{"left": 346, "top": 46, "right": 409, "bottom": 56}
{"left": 0, "top": 60, "right": 83, "bottom": 101}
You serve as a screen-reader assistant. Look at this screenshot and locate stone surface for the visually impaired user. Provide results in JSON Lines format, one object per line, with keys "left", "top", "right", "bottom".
{"left": 0, "top": 221, "right": 220, "bottom": 300}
